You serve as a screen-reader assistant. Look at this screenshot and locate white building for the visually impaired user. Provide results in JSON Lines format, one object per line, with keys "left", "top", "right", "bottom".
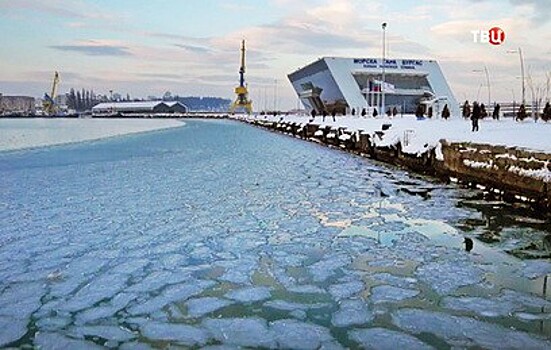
{"left": 92, "top": 101, "right": 188, "bottom": 116}
{"left": 288, "top": 57, "right": 459, "bottom": 117}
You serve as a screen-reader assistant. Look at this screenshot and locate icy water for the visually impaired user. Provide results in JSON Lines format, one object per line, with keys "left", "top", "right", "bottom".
{"left": 0, "top": 119, "right": 550, "bottom": 349}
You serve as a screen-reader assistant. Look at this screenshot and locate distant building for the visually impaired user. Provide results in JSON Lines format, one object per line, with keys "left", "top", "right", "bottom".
{"left": 0, "top": 94, "right": 36, "bottom": 115}
{"left": 288, "top": 57, "right": 459, "bottom": 117}
{"left": 92, "top": 101, "right": 188, "bottom": 116}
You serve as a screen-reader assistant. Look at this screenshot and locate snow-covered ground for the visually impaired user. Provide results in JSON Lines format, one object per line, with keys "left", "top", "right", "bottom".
{"left": 245, "top": 115, "right": 551, "bottom": 156}
{"left": 0, "top": 118, "right": 184, "bottom": 152}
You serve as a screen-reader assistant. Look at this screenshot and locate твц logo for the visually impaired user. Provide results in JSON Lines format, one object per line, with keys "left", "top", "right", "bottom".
{"left": 471, "top": 27, "right": 505, "bottom": 45}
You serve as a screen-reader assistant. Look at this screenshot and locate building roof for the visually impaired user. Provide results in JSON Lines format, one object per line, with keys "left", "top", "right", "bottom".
{"left": 92, "top": 101, "right": 165, "bottom": 111}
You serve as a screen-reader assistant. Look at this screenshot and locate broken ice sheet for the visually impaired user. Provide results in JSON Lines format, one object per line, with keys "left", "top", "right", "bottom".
{"left": 416, "top": 260, "right": 484, "bottom": 295}
{"left": 225, "top": 286, "right": 272, "bottom": 302}
{"left": 185, "top": 297, "right": 233, "bottom": 317}
{"left": 202, "top": 318, "right": 276, "bottom": 348}
{"left": 349, "top": 328, "right": 432, "bottom": 350}
{"left": 370, "top": 285, "right": 420, "bottom": 304}
{"left": 140, "top": 322, "right": 210, "bottom": 346}
{"left": 331, "top": 299, "right": 373, "bottom": 327}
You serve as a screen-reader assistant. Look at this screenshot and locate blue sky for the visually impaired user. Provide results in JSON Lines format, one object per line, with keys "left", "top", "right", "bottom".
{"left": 1, "top": 0, "right": 550, "bottom": 109}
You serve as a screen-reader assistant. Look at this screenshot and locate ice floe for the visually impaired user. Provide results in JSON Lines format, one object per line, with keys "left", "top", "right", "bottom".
{"left": 370, "top": 285, "right": 420, "bottom": 304}
{"left": 331, "top": 299, "right": 373, "bottom": 327}
{"left": 225, "top": 286, "right": 272, "bottom": 303}
{"left": 140, "top": 322, "right": 210, "bottom": 346}
{"left": 185, "top": 297, "right": 233, "bottom": 317}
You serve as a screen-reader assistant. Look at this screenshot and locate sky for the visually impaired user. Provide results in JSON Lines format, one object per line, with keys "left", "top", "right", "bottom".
{"left": 0, "top": 0, "right": 550, "bottom": 110}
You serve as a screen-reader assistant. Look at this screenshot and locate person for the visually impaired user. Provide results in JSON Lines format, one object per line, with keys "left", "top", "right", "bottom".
{"left": 392, "top": 106, "right": 398, "bottom": 116}
{"left": 441, "top": 104, "right": 450, "bottom": 119}
{"left": 331, "top": 109, "right": 337, "bottom": 122}
{"left": 322, "top": 109, "right": 328, "bottom": 122}
{"left": 480, "top": 103, "right": 488, "bottom": 118}
{"left": 471, "top": 101, "right": 480, "bottom": 132}
{"left": 415, "top": 104, "right": 424, "bottom": 119}
{"left": 361, "top": 108, "right": 367, "bottom": 117}
{"left": 464, "top": 237, "right": 474, "bottom": 252}
{"left": 372, "top": 108, "right": 378, "bottom": 117}
{"left": 427, "top": 106, "right": 433, "bottom": 118}
{"left": 492, "top": 103, "right": 501, "bottom": 120}
{"left": 517, "top": 103, "right": 527, "bottom": 121}
{"left": 542, "top": 102, "right": 551, "bottom": 122}
{"left": 311, "top": 109, "right": 317, "bottom": 119}
{"left": 386, "top": 108, "right": 392, "bottom": 117}
{"left": 462, "top": 100, "right": 471, "bottom": 119}
{"left": 351, "top": 108, "right": 356, "bottom": 116}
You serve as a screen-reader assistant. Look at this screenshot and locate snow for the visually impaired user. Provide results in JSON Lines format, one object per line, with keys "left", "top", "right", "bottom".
{"left": 0, "top": 118, "right": 184, "bottom": 151}
{"left": 246, "top": 114, "right": 551, "bottom": 156}
{"left": 349, "top": 328, "right": 433, "bottom": 350}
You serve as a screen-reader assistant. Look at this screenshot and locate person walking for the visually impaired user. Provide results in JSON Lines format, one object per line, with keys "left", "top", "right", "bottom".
{"left": 322, "top": 109, "right": 328, "bottom": 122}
{"left": 543, "top": 102, "right": 551, "bottom": 122}
{"left": 331, "top": 109, "right": 337, "bottom": 122}
{"left": 517, "top": 103, "right": 527, "bottom": 121}
{"left": 492, "top": 103, "right": 500, "bottom": 120}
{"left": 471, "top": 101, "right": 481, "bottom": 132}
{"left": 441, "top": 104, "right": 450, "bottom": 119}
{"left": 462, "top": 100, "right": 471, "bottom": 119}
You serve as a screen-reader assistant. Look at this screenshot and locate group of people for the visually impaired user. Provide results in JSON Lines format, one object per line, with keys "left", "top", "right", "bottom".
{"left": 462, "top": 101, "right": 502, "bottom": 132}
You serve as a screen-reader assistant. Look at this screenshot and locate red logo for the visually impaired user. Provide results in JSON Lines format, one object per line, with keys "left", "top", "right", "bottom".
{"left": 488, "top": 27, "right": 505, "bottom": 45}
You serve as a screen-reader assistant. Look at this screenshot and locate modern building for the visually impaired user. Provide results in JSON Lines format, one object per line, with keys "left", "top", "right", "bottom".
{"left": 92, "top": 101, "right": 188, "bottom": 116}
{"left": 288, "top": 57, "right": 459, "bottom": 117}
{"left": 0, "top": 94, "right": 35, "bottom": 115}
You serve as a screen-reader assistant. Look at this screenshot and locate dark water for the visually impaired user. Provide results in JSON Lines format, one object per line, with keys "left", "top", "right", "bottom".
{"left": 0, "top": 119, "right": 549, "bottom": 349}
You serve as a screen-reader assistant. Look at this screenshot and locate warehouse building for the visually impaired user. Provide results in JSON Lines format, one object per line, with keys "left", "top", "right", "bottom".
{"left": 288, "top": 57, "right": 459, "bottom": 117}
{"left": 92, "top": 101, "right": 188, "bottom": 116}
{"left": 0, "top": 94, "right": 35, "bottom": 115}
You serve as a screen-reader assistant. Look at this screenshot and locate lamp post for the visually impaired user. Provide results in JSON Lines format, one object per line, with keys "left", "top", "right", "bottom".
{"left": 472, "top": 65, "right": 491, "bottom": 108}
{"left": 507, "top": 48, "right": 525, "bottom": 104}
{"left": 381, "top": 22, "right": 387, "bottom": 117}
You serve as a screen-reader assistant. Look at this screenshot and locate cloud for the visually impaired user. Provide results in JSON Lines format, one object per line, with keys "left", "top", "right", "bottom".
{"left": 50, "top": 40, "right": 132, "bottom": 57}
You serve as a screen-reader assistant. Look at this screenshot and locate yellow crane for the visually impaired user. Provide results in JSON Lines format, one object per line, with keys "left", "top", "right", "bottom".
{"left": 230, "top": 40, "right": 253, "bottom": 114}
{"left": 43, "top": 71, "right": 60, "bottom": 116}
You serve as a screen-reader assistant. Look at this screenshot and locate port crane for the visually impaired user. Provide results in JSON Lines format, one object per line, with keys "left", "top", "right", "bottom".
{"left": 43, "top": 71, "right": 60, "bottom": 116}
{"left": 230, "top": 40, "right": 253, "bottom": 114}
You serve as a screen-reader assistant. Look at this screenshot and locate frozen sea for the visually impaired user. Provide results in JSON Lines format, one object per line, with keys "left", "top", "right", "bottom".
{"left": 0, "top": 119, "right": 550, "bottom": 349}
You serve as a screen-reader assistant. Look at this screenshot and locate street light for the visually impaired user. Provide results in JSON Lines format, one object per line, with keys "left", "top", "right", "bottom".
{"left": 381, "top": 22, "right": 387, "bottom": 117}
{"left": 472, "top": 65, "right": 491, "bottom": 107}
{"left": 507, "top": 48, "right": 525, "bottom": 104}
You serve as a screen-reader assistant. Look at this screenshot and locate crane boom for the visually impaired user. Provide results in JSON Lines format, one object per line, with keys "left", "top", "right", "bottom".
{"left": 43, "top": 71, "right": 60, "bottom": 116}
{"left": 230, "top": 40, "right": 253, "bottom": 114}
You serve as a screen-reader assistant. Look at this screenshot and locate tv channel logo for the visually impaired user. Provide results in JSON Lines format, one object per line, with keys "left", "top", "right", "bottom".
{"left": 471, "top": 27, "right": 506, "bottom": 45}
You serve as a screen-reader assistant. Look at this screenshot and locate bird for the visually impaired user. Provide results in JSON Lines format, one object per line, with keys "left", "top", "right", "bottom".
{"left": 464, "top": 237, "right": 474, "bottom": 252}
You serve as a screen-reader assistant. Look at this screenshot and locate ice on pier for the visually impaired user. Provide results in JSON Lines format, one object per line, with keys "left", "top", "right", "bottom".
{"left": 34, "top": 332, "right": 103, "bottom": 350}
{"left": 140, "top": 322, "right": 210, "bottom": 346}
{"left": 271, "top": 319, "right": 334, "bottom": 350}
{"left": 349, "top": 328, "right": 433, "bottom": 350}
{"left": 0, "top": 316, "right": 28, "bottom": 347}
{"left": 225, "top": 287, "right": 272, "bottom": 303}
{"left": 370, "top": 285, "right": 420, "bottom": 304}
{"left": 392, "top": 308, "right": 551, "bottom": 349}
{"left": 331, "top": 299, "right": 373, "bottom": 327}
{"left": 416, "top": 260, "right": 484, "bottom": 295}
{"left": 185, "top": 297, "right": 233, "bottom": 317}
{"left": 442, "top": 289, "right": 551, "bottom": 318}
{"left": 328, "top": 281, "right": 364, "bottom": 300}
{"left": 202, "top": 318, "right": 276, "bottom": 348}
{"left": 128, "top": 280, "right": 215, "bottom": 315}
